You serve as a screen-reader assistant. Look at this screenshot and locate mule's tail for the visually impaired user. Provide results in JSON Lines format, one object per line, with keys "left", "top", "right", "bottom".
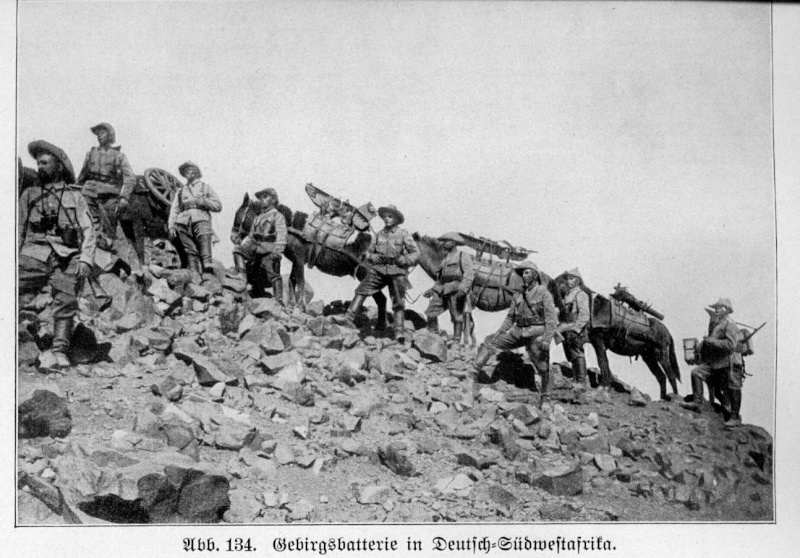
{"left": 668, "top": 333, "right": 682, "bottom": 383}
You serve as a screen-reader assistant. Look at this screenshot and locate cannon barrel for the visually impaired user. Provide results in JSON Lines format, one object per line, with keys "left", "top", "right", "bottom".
{"left": 611, "top": 284, "right": 665, "bottom": 320}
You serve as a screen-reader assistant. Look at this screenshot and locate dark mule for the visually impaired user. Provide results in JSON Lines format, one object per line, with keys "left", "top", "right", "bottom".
{"left": 554, "top": 274, "right": 682, "bottom": 401}
{"left": 413, "top": 233, "right": 566, "bottom": 342}
{"left": 118, "top": 175, "right": 180, "bottom": 266}
{"left": 231, "top": 194, "right": 387, "bottom": 323}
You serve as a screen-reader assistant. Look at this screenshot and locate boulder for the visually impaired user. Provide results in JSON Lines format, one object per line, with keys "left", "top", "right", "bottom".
{"left": 412, "top": 331, "right": 448, "bottom": 363}
{"left": 18, "top": 389, "right": 72, "bottom": 439}
{"left": 525, "top": 462, "right": 584, "bottom": 496}
{"left": 173, "top": 349, "right": 234, "bottom": 386}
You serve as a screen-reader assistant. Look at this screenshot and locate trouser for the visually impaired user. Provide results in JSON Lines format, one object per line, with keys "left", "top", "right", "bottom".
{"left": 84, "top": 191, "right": 120, "bottom": 245}
{"left": 176, "top": 221, "right": 213, "bottom": 271}
{"left": 488, "top": 328, "right": 551, "bottom": 378}
{"left": 563, "top": 328, "right": 588, "bottom": 361}
{"left": 690, "top": 364, "right": 729, "bottom": 405}
{"left": 354, "top": 269, "right": 407, "bottom": 311}
{"left": 19, "top": 253, "right": 80, "bottom": 320}
{"left": 425, "top": 288, "right": 469, "bottom": 324}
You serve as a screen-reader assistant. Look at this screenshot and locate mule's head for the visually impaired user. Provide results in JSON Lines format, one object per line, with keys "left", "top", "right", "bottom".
{"left": 412, "top": 232, "right": 449, "bottom": 279}
{"left": 231, "top": 192, "right": 260, "bottom": 241}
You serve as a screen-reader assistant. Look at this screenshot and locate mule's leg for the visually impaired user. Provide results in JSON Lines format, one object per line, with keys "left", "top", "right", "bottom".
{"left": 286, "top": 240, "right": 306, "bottom": 310}
{"left": 642, "top": 352, "right": 669, "bottom": 401}
{"left": 658, "top": 350, "right": 680, "bottom": 397}
{"left": 589, "top": 331, "right": 613, "bottom": 388}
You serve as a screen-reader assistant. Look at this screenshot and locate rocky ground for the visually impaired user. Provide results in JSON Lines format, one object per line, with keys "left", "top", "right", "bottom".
{"left": 17, "top": 248, "right": 774, "bottom": 524}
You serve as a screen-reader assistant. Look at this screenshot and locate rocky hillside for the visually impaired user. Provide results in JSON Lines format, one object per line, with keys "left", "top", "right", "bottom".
{"left": 17, "top": 254, "right": 774, "bottom": 524}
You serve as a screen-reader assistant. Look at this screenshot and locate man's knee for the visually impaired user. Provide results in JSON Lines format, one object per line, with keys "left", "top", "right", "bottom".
{"left": 691, "top": 366, "right": 710, "bottom": 381}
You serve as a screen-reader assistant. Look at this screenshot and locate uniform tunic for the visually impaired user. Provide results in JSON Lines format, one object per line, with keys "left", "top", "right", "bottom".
{"left": 488, "top": 282, "right": 558, "bottom": 372}
{"left": 561, "top": 285, "right": 591, "bottom": 361}
{"left": 692, "top": 315, "right": 742, "bottom": 389}
{"left": 234, "top": 206, "right": 288, "bottom": 282}
{"left": 77, "top": 146, "right": 136, "bottom": 242}
{"left": 355, "top": 225, "right": 420, "bottom": 308}
{"left": 168, "top": 178, "right": 222, "bottom": 262}
{"left": 424, "top": 249, "right": 475, "bottom": 322}
{"left": 19, "top": 181, "right": 96, "bottom": 319}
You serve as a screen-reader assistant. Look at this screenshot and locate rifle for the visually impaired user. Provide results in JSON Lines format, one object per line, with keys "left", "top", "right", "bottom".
{"left": 739, "top": 321, "right": 766, "bottom": 344}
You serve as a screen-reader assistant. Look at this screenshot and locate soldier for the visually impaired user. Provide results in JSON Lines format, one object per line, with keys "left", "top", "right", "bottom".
{"left": 232, "top": 188, "right": 287, "bottom": 302}
{"left": 681, "top": 298, "right": 741, "bottom": 416}
{"left": 557, "top": 268, "right": 591, "bottom": 390}
{"left": 76, "top": 123, "right": 136, "bottom": 251}
{"left": 19, "top": 140, "right": 96, "bottom": 369}
{"left": 473, "top": 261, "right": 558, "bottom": 397}
{"left": 168, "top": 161, "right": 222, "bottom": 274}
{"left": 335, "top": 204, "right": 419, "bottom": 342}
{"left": 424, "top": 232, "right": 475, "bottom": 345}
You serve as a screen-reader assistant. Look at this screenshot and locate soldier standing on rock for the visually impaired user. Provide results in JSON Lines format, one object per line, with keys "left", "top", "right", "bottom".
{"left": 335, "top": 204, "right": 419, "bottom": 342}
{"left": 557, "top": 268, "right": 591, "bottom": 390}
{"left": 19, "top": 140, "right": 96, "bottom": 369}
{"left": 423, "top": 232, "right": 475, "bottom": 345}
{"left": 232, "top": 188, "right": 287, "bottom": 303}
{"left": 681, "top": 298, "right": 741, "bottom": 419}
{"left": 168, "top": 161, "right": 222, "bottom": 275}
{"left": 76, "top": 123, "right": 136, "bottom": 252}
{"left": 472, "top": 261, "right": 558, "bottom": 398}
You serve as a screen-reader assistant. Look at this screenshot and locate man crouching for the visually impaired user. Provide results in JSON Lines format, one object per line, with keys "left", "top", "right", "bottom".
{"left": 472, "top": 261, "right": 558, "bottom": 398}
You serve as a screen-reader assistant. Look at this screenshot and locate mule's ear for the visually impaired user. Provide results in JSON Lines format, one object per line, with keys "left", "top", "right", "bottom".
{"left": 243, "top": 193, "right": 250, "bottom": 203}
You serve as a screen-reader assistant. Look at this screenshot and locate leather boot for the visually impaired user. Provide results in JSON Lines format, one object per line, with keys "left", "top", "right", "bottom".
{"left": 724, "top": 390, "right": 743, "bottom": 427}
{"left": 452, "top": 321, "right": 464, "bottom": 346}
{"left": 334, "top": 294, "right": 367, "bottom": 329}
{"left": 271, "top": 277, "right": 284, "bottom": 307}
{"left": 538, "top": 362, "right": 551, "bottom": 402}
{"left": 393, "top": 309, "right": 406, "bottom": 343}
{"left": 426, "top": 316, "right": 439, "bottom": 333}
{"left": 199, "top": 234, "right": 214, "bottom": 272}
{"left": 51, "top": 318, "right": 73, "bottom": 369}
{"left": 572, "top": 357, "right": 588, "bottom": 390}
{"left": 472, "top": 344, "right": 494, "bottom": 382}
{"left": 187, "top": 254, "right": 203, "bottom": 276}
{"left": 681, "top": 374, "right": 705, "bottom": 412}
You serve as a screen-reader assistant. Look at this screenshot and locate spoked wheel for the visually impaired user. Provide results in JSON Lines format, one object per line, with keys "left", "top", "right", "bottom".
{"left": 143, "top": 167, "right": 181, "bottom": 207}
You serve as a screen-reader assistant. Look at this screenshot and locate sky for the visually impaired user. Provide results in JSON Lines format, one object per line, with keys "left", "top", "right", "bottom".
{"left": 13, "top": 1, "right": 777, "bottom": 431}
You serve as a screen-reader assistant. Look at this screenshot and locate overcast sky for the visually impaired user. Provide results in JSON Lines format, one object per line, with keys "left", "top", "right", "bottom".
{"left": 14, "top": 1, "right": 776, "bottom": 430}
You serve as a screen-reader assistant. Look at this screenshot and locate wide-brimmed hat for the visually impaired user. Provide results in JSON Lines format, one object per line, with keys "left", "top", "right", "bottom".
{"left": 709, "top": 297, "right": 734, "bottom": 313}
{"left": 28, "top": 140, "right": 75, "bottom": 183}
{"left": 438, "top": 231, "right": 464, "bottom": 245}
{"left": 563, "top": 267, "right": 583, "bottom": 284}
{"left": 178, "top": 161, "right": 202, "bottom": 179}
{"left": 378, "top": 204, "right": 404, "bottom": 225}
{"left": 514, "top": 260, "right": 540, "bottom": 276}
{"left": 90, "top": 122, "right": 116, "bottom": 143}
{"left": 255, "top": 187, "right": 279, "bottom": 203}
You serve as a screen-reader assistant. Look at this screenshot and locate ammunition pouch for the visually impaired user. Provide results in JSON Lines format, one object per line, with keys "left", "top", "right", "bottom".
{"left": 516, "top": 316, "right": 541, "bottom": 328}
{"left": 86, "top": 172, "right": 122, "bottom": 186}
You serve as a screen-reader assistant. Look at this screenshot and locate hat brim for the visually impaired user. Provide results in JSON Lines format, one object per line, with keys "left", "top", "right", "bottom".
{"left": 378, "top": 207, "right": 404, "bottom": 224}
{"left": 27, "top": 140, "right": 75, "bottom": 183}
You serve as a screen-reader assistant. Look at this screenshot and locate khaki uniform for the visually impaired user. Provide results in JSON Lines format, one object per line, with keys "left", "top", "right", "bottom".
{"left": 168, "top": 178, "right": 222, "bottom": 269}
{"left": 424, "top": 249, "right": 475, "bottom": 324}
{"left": 234, "top": 206, "right": 287, "bottom": 282}
{"left": 77, "top": 146, "right": 135, "bottom": 244}
{"left": 19, "top": 181, "right": 96, "bottom": 321}
{"left": 487, "top": 283, "right": 558, "bottom": 376}
{"left": 356, "top": 225, "right": 419, "bottom": 311}
{"left": 561, "top": 286, "right": 591, "bottom": 361}
{"left": 692, "top": 315, "right": 741, "bottom": 389}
